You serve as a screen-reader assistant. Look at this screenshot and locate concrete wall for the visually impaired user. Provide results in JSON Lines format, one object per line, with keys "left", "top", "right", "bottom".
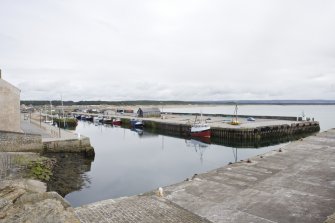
{"left": 0, "top": 131, "right": 43, "bottom": 152}
{"left": 43, "top": 137, "right": 95, "bottom": 158}
{"left": 0, "top": 78, "right": 21, "bottom": 133}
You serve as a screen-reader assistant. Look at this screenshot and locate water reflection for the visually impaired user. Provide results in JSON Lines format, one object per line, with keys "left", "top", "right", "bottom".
{"left": 185, "top": 138, "right": 211, "bottom": 164}
{"left": 44, "top": 153, "right": 93, "bottom": 197}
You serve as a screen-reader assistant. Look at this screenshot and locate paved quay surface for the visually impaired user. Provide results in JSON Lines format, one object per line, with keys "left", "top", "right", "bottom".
{"left": 21, "top": 117, "right": 52, "bottom": 138}
{"left": 146, "top": 114, "right": 298, "bottom": 129}
{"left": 76, "top": 196, "right": 210, "bottom": 223}
{"left": 73, "top": 112, "right": 303, "bottom": 129}
{"left": 21, "top": 114, "right": 80, "bottom": 141}
{"left": 75, "top": 129, "right": 335, "bottom": 223}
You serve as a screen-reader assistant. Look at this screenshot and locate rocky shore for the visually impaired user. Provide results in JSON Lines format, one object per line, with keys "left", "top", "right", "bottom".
{"left": 0, "top": 179, "right": 80, "bottom": 222}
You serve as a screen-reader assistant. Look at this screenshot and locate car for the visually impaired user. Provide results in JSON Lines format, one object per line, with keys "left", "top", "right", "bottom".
{"left": 247, "top": 117, "right": 255, "bottom": 121}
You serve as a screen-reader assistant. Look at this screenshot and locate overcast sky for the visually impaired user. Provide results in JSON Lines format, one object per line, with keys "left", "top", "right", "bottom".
{"left": 0, "top": 0, "right": 334, "bottom": 101}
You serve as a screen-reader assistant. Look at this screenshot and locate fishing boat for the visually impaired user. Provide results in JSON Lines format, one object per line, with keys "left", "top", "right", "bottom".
{"left": 190, "top": 114, "right": 211, "bottom": 138}
{"left": 112, "top": 118, "right": 122, "bottom": 126}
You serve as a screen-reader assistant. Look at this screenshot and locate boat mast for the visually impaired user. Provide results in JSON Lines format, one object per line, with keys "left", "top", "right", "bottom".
{"left": 45, "top": 105, "right": 48, "bottom": 122}
{"left": 61, "top": 95, "right": 65, "bottom": 128}
{"left": 232, "top": 103, "right": 239, "bottom": 125}
{"left": 50, "top": 101, "right": 53, "bottom": 124}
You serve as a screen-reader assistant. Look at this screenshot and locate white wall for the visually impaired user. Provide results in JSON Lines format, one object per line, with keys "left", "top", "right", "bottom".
{"left": 0, "top": 78, "right": 21, "bottom": 133}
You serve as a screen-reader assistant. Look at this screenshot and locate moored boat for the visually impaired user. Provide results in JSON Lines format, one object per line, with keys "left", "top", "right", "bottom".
{"left": 112, "top": 118, "right": 122, "bottom": 126}
{"left": 130, "top": 119, "right": 144, "bottom": 128}
{"left": 103, "top": 117, "right": 112, "bottom": 124}
{"left": 190, "top": 113, "right": 211, "bottom": 138}
{"left": 190, "top": 123, "right": 211, "bottom": 138}
{"left": 86, "top": 116, "right": 93, "bottom": 122}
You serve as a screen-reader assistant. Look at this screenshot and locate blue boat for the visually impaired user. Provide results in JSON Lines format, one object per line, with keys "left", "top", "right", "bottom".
{"left": 130, "top": 119, "right": 144, "bottom": 128}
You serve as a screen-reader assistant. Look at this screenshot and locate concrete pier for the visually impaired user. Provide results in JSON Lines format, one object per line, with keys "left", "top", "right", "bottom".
{"left": 20, "top": 114, "right": 94, "bottom": 157}
{"left": 75, "top": 129, "right": 335, "bottom": 223}
{"left": 73, "top": 112, "right": 320, "bottom": 142}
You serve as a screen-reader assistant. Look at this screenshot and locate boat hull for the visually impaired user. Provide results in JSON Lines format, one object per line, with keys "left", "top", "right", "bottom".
{"left": 190, "top": 129, "right": 211, "bottom": 138}
{"left": 130, "top": 119, "right": 143, "bottom": 128}
{"left": 112, "top": 120, "right": 122, "bottom": 125}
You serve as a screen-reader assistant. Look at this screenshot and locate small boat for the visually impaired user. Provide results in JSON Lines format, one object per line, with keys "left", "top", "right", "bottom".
{"left": 112, "top": 118, "right": 122, "bottom": 126}
{"left": 93, "top": 116, "right": 103, "bottom": 123}
{"left": 247, "top": 117, "right": 255, "bottom": 121}
{"left": 103, "top": 117, "right": 112, "bottom": 124}
{"left": 134, "top": 121, "right": 143, "bottom": 128}
{"left": 86, "top": 116, "right": 93, "bottom": 122}
{"left": 130, "top": 119, "right": 144, "bottom": 128}
{"left": 190, "top": 114, "right": 211, "bottom": 138}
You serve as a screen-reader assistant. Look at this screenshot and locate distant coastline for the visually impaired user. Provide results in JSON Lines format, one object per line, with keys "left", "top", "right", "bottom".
{"left": 21, "top": 99, "right": 335, "bottom": 106}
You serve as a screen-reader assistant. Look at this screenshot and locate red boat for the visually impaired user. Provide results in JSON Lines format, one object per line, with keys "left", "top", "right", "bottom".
{"left": 112, "top": 118, "right": 122, "bottom": 126}
{"left": 190, "top": 123, "right": 211, "bottom": 138}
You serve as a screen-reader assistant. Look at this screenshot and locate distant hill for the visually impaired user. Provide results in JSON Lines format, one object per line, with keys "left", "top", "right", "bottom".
{"left": 21, "top": 100, "right": 335, "bottom": 106}
{"left": 207, "top": 100, "right": 335, "bottom": 105}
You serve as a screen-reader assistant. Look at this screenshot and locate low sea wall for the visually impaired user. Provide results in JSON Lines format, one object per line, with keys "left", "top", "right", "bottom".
{"left": 43, "top": 137, "right": 95, "bottom": 158}
{"left": 0, "top": 131, "right": 42, "bottom": 152}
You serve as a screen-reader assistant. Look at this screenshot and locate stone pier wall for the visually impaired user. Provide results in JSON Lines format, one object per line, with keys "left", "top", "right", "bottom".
{"left": 43, "top": 137, "right": 95, "bottom": 158}
{"left": 0, "top": 131, "right": 43, "bottom": 152}
{"left": 121, "top": 118, "right": 320, "bottom": 140}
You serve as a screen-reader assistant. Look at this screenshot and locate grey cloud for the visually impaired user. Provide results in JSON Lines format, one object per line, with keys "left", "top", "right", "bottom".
{"left": 1, "top": 0, "right": 335, "bottom": 101}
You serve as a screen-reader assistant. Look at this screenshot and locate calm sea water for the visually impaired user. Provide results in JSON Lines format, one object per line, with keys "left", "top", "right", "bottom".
{"left": 57, "top": 105, "right": 333, "bottom": 207}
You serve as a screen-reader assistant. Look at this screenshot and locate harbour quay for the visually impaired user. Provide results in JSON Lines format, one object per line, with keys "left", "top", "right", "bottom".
{"left": 74, "top": 128, "right": 335, "bottom": 223}
{"left": 74, "top": 111, "right": 320, "bottom": 142}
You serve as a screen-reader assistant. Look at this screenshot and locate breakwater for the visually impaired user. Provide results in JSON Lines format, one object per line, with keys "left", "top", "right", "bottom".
{"left": 73, "top": 112, "right": 320, "bottom": 141}
{"left": 119, "top": 116, "right": 320, "bottom": 141}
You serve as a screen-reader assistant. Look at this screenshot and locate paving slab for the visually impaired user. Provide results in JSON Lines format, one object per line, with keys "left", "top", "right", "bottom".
{"left": 164, "top": 129, "right": 335, "bottom": 223}
{"left": 75, "top": 196, "right": 210, "bottom": 223}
